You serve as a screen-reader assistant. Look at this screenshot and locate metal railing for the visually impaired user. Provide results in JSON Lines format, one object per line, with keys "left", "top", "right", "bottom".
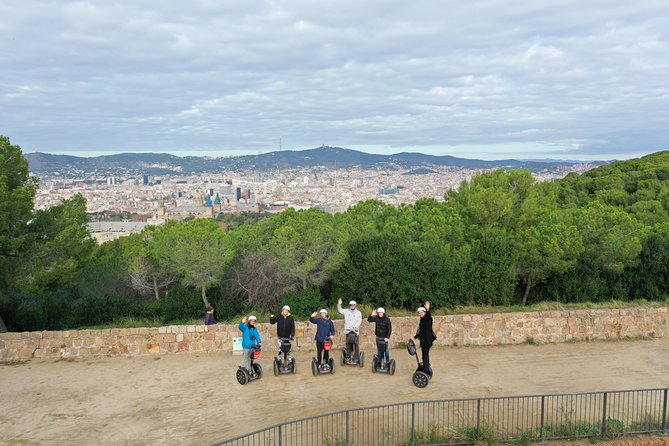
{"left": 213, "top": 388, "right": 669, "bottom": 445}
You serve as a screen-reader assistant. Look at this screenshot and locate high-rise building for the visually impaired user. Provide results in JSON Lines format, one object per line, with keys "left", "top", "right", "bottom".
{"left": 235, "top": 187, "right": 242, "bottom": 202}
{"left": 143, "top": 175, "right": 149, "bottom": 185}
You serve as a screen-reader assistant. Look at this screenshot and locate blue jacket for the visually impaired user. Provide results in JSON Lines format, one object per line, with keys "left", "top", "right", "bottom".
{"left": 238, "top": 322, "right": 262, "bottom": 349}
{"left": 309, "top": 316, "right": 335, "bottom": 342}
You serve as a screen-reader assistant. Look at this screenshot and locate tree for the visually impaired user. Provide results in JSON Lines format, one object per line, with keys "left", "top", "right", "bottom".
{"left": 227, "top": 250, "right": 296, "bottom": 309}
{"left": 628, "top": 223, "right": 669, "bottom": 299}
{"left": 468, "top": 227, "right": 516, "bottom": 306}
{"left": 0, "top": 136, "right": 37, "bottom": 289}
{"left": 149, "top": 219, "right": 230, "bottom": 307}
{"left": 571, "top": 201, "right": 643, "bottom": 276}
{"left": 515, "top": 211, "right": 584, "bottom": 305}
{"left": 122, "top": 229, "right": 178, "bottom": 300}
{"left": 14, "top": 194, "right": 96, "bottom": 294}
{"left": 268, "top": 208, "right": 344, "bottom": 291}
{"left": 446, "top": 169, "right": 535, "bottom": 230}
{"left": 335, "top": 235, "right": 422, "bottom": 308}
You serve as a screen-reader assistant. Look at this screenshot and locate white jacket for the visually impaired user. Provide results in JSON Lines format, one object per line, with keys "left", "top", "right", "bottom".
{"left": 337, "top": 303, "right": 362, "bottom": 334}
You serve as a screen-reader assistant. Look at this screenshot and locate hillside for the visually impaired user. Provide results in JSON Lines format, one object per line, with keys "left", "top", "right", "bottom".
{"left": 24, "top": 146, "right": 605, "bottom": 175}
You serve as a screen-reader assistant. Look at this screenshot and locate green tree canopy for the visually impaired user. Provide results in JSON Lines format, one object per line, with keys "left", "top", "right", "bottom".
{"left": 149, "top": 219, "right": 231, "bottom": 307}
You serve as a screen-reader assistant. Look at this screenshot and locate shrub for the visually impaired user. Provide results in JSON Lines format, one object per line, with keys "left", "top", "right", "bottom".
{"left": 142, "top": 285, "right": 203, "bottom": 324}
{"left": 282, "top": 288, "right": 325, "bottom": 319}
{"left": 70, "top": 294, "right": 136, "bottom": 327}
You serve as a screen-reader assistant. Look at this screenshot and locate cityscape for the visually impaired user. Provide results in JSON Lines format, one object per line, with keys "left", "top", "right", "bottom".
{"left": 31, "top": 155, "right": 599, "bottom": 243}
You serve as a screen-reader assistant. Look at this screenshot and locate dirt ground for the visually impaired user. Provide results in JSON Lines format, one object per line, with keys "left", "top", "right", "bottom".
{"left": 1, "top": 337, "right": 668, "bottom": 445}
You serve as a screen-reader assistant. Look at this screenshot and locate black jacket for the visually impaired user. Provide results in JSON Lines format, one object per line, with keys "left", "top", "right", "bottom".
{"left": 415, "top": 309, "right": 434, "bottom": 347}
{"left": 269, "top": 312, "right": 295, "bottom": 339}
{"left": 367, "top": 315, "right": 392, "bottom": 339}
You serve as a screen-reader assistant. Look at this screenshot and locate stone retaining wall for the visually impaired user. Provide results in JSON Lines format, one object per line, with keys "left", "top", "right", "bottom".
{"left": 1, "top": 307, "right": 667, "bottom": 361}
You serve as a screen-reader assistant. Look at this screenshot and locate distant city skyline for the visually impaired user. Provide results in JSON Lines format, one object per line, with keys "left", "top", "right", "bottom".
{"left": 2, "top": 1, "right": 668, "bottom": 161}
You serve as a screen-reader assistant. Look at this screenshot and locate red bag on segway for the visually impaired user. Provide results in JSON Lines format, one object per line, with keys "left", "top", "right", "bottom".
{"left": 251, "top": 347, "right": 262, "bottom": 359}
{"left": 324, "top": 340, "right": 333, "bottom": 351}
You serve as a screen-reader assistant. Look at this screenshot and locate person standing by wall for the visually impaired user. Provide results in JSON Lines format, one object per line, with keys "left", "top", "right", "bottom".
{"left": 414, "top": 301, "right": 434, "bottom": 371}
{"left": 337, "top": 298, "right": 362, "bottom": 358}
{"left": 310, "top": 309, "right": 335, "bottom": 367}
{"left": 204, "top": 305, "right": 217, "bottom": 325}
{"left": 238, "top": 315, "right": 262, "bottom": 371}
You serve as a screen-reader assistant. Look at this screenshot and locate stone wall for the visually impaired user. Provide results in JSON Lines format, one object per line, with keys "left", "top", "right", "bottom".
{"left": 1, "top": 307, "right": 667, "bottom": 362}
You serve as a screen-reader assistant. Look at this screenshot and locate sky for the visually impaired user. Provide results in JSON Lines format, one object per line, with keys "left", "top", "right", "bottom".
{"left": 1, "top": 1, "right": 668, "bottom": 161}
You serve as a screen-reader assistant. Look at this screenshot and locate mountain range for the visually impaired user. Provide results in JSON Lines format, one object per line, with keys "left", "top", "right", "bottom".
{"left": 25, "top": 146, "right": 605, "bottom": 175}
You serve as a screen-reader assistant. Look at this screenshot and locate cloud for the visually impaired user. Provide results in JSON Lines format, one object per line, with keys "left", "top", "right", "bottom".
{"left": 1, "top": 0, "right": 668, "bottom": 159}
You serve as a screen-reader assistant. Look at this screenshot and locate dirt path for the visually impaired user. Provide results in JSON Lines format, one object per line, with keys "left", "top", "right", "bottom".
{"left": 1, "top": 338, "right": 668, "bottom": 445}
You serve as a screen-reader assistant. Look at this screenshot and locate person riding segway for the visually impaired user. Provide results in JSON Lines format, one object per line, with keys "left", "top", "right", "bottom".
{"left": 310, "top": 308, "right": 336, "bottom": 375}
{"left": 367, "top": 307, "right": 395, "bottom": 375}
{"left": 407, "top": 338, "right": 429, "bottom": 387}
{"left": 337, "top": 298, "right": 364, "bottom": 367}
{"left": 270, "top": 305, "right": 296, "bottom": 375}
{"left": 236, "top": 315, "right": 263, "bottom": 385}
{"left": 408, "top": 300, "right": 435, "bottom": 387}
{"left": 414, "top": 301, "right": 435, "bottom": 378}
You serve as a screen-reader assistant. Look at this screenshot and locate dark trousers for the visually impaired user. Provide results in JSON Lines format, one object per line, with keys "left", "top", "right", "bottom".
{"left": 316, "top": 341, "right": 330, "bottom": 365}
{"left": 346, "top": 332, "right": 359, "bottom": 356}
{"left": 376, "top": 338, "right": 389, "bottom": 364}
{"left": 420, "top": 344, "right": 431, "bottom": 368}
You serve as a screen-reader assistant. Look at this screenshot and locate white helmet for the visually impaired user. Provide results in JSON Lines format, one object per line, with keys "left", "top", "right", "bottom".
{"left": 417, "top": 307, "right": 426, "bottom": 313}
{"left": 282, "top": 305, "right": 290, "bottom": 311}
{"left": 349, "top": 300, "right": 357, "bottom": 306}
{"left": 319, "top": 308, "right": 328, "bottom": 315}
{"left": 377, "top": 307, "right": 385, "bottom": 314}
{"left": 249, "top": 315, "right": 257, "bottom": 321}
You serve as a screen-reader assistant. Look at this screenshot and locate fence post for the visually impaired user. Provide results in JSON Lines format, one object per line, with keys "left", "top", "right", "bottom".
{"left": 601, "top": 392, "right": 608, "bottom": 438}
{"left": 540, "top": 395, "right": 545, "bottom": 443}
{"left": 411, "top": 402, "right": 415, "bottom": 441}
{"left": 662, "top": 388, "right": 668, "bottom": 435}
{"left": 476, "top": 399, "right": 481, "bottom": 439}
{"left": 345, "top": 410, "right": 349, "bottom": 444}
{"left": 278, "top": 424, "right": 282, "bottom": 446}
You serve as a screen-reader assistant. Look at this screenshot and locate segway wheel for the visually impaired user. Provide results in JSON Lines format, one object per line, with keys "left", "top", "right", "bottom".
{"left": 340, "top": 350, "right": 345, "bottom": 366}
{"left": 253, "top": 363, "right": 262, "bottom": 378}
{"left": 359, "top": 352, "right": 365, "bottom": 368}
{"left": 389, "top": 359, "right": 396, "bottom": 376}
{"left": 371, "top": 357, "right": 377, "bottom": 373}
{"left": 329, "top": 358, "right": 334, "bottom": 374}
{"left": 425, "top": 365, "right": 433, "bottom": 379}
{"left": 311, "top": 359, "right": 317, "bottom": 376}
{"left": 273, "top": 359, "right": 279, "bottom": 376}
{"left": 412, "top": 371, "right": 429, "bottom": 388}
{"left": 290, "top": 358, "right": 297, "bottom": 374}
{"left": 236, "top": 368, "right": 249, "bottom": 385}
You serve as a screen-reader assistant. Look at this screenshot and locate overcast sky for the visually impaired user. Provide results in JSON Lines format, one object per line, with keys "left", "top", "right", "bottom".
{"left": 1, "top": 0, "right": 668, "bottom": 160}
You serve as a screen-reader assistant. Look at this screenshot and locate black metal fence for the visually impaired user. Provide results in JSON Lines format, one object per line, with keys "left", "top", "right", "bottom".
{"left": 213, "top": 388, "right": 669, "bottom": 445}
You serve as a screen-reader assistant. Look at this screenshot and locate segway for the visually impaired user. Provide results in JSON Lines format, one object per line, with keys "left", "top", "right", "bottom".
{"left": 371, "top": 338, "right": 396, "bottom": 375}
{"left": 273, "top": 337, "right": 296, "bottom": 376}
{"left": 340, "top": 332, "right": 365, "bottom": 367}
{"left": 407, "top": 339, "right": 432, "bottom": 388}
{"left": 236, "top": 344, "right": 262, "bottom": 385}
{"left": 312, "top": 338, "right": 335, "bottom": 375}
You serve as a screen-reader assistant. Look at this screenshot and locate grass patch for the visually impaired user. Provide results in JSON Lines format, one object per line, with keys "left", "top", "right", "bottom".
{"left": 76, "top": 316, "right": 198, "bottom": 330}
